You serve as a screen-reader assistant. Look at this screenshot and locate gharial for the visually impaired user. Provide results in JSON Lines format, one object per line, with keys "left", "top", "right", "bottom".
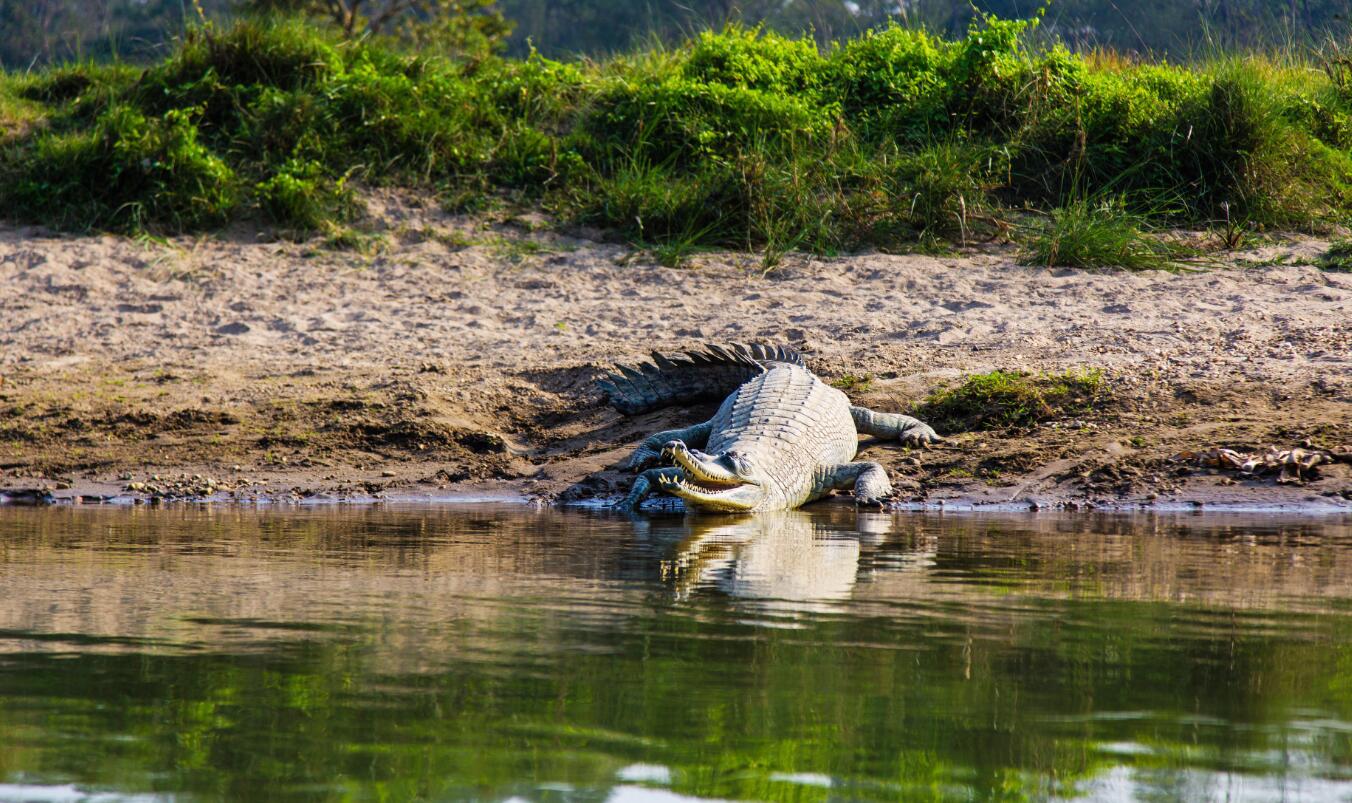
{"left": 599, "top": 343, "right": 941, "bottom": 513}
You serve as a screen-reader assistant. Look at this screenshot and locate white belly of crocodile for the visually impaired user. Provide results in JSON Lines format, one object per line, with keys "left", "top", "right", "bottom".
{"left": 707, "top": 365, "right": 857, "bottom": 501}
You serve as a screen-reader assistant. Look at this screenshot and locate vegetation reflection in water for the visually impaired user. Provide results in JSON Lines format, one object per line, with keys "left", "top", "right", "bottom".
{"left": 0, "top": 506, "right": 1349, "bottom": 802}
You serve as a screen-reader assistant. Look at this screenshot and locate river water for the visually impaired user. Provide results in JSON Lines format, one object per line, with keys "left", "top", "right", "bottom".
{"left": 0, "top": 505, "right": 1349, "bottom": 802}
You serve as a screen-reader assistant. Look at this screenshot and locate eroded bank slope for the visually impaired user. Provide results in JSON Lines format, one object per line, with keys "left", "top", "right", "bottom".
{"left": 1, "top": 205, "right": 1349, "bottom": 510}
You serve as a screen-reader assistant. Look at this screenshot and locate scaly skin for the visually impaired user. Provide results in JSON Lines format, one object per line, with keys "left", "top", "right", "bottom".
{"left": 618, "top": 362, "right": 940, "bottom": 512}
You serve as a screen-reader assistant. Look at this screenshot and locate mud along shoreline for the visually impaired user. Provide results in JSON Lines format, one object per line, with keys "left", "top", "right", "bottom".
{"left": 2, "top": 201, "right": 1349, "bottom": 511}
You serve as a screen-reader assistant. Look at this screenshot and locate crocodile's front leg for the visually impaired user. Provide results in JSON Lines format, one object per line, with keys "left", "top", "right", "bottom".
{"left": 850, "top": 406, "right": 942, "bottom": 446}
{"left": 825, "top": 461, "right": 893, "bottom": 507}
{"left": 623, "top": 420, "right": 714, "bottom": 470}
{"left": 615, "top": 467, "right": 684, "bottom": 510}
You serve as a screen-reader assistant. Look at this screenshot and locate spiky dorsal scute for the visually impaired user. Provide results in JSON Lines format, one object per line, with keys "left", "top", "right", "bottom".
{"left": 599, "top": 343, "right": 807, "bottom": 415}
{"left": 716, "top": 343, "right": 805, "bottom": 367}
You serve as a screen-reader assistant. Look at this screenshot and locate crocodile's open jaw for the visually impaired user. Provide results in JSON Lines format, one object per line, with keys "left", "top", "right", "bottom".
{"left": 659, "top": 471, "right": 765, "bottom": 512}
{"left": 659, "top": 441, "right": 766, "bottom": 512}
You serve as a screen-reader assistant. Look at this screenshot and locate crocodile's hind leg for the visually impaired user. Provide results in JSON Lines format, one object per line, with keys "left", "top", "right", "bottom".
{"left": 623, "top": 420, "right": 714, "bottom": 470}
{"left": 825, "top": 461, "right": 893, "bottom": 507}
{"left": 850, "top": 406, "right": 942, "bottom": 446}
{"left": 616, "top": 467, "right": 684, "bottom": 510}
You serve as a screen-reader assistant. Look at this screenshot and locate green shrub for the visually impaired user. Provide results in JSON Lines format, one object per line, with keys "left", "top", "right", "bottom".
{"left": 3, "top": 105, "right": 238, "bottom": 232}
{"left": 914, "top": 369, "right": 1106, "bottom": 431}
{"left": 1011, "top": 58, "right": 1207, "bottom": 207}
{"left": 14, "top": 63, "right": 139, "bottom": 131}
{"left": 947, "top": 15, "right": 1038, "bottom": 132}
{"left": 1188, "top": 65, "right": 1289, "bottom": 217}
{"left": 490, "top": 122, "right": 557, "bottom": 188}
{"left": 479, "top": 55, "right": 587, "bottom": 125}
{"left": 684, "top": 25, "right": 826, "bottom": 95}
{"left": 256, "top": 159, "right": 358, "bottom": 230}
{"left": 588, "top": 74, "right": 830, "bottom": 164}
{"left": 18, "top": 66, "right": 96, "bottom": 103}
{"left": 829, "top": 25, "right": 952, "bottom": 144}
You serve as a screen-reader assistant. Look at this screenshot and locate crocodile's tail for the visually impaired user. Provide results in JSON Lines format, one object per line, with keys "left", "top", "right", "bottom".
{"left": 600, "top": 343, "right": 805, "bottom": 415}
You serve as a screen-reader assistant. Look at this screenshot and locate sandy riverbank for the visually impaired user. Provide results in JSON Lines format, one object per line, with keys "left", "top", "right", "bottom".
{"left": 1, "top": 195, "right": 1349, "bottom": 511}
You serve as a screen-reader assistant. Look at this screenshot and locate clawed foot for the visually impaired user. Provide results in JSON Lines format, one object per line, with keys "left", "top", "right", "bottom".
{"left": 624, "top": 440, "right": 687, "bottom": 472}
{"left": 900, "top": 424, "right": 942, "bottom": 447}
{"left": 612, "top": 467, "right": 682, "bottom": 511}
{"left": 623, "top": 446, "right": 660, "bottom": 471}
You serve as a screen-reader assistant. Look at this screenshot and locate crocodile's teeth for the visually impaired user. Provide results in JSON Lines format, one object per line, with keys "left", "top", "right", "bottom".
{"left": 672, "top": 474, "right": 739, "bottom": 495}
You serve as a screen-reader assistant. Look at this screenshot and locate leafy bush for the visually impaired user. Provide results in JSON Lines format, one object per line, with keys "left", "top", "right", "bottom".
{"left": 830, "top": 26, "right": 952, "bottom": 144}
{"left": 588, "top": 73, "right": 830, "bottom": 165}
{"left": 3, "top": 105, "right": 238, "bottom": 231}
{"left": 148, "top": 18, "right": 339, "bottom": 93}
{"left": 573, "top": 158, "right": 731, "bottom": 243}
{"left": 256, "top": 159, "right": 358, "bottom": 230}
{"left": 683, "top": 25, "right": 826, "bottom": 96}
{"left": 1011, "top": 58, "right": 1207, "bottom": 207}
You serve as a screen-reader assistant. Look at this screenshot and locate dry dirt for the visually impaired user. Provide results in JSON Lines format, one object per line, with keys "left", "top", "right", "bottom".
{"left": 1, "top": 194, "right": 1349, "bottom": 511}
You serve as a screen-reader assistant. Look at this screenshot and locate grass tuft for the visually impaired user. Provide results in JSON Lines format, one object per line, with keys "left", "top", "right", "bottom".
{"left": 1018, "top": 199, "right": 1187, "bottom": 270}
{"left": 914, "top": 369, "right": 1106, "bottom": 431}
{"left": 829, "top": 374, "right": 874, "bottom": 393}
{"left": 1319, "top": 239, "right": 1352, "bottom": 271}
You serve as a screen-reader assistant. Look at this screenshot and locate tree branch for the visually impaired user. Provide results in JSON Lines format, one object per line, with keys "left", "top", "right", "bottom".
{"left": 367, "top": 0, "right": 419, "bottom": 35}
{"left": 319, "top": 0, "right": 348, "bottom": 31}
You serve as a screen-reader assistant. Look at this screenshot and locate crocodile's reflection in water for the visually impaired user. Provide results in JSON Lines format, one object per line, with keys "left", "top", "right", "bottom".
{"left": 0, "top": 506, "right": 1350, "bottom": 802}
{"left": 646, "top": 510, "right": 934, "bottom": 610}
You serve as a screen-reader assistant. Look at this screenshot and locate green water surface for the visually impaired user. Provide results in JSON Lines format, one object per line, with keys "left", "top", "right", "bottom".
{"left": 0, "top": 505, "right": 1349, "bottom": 802}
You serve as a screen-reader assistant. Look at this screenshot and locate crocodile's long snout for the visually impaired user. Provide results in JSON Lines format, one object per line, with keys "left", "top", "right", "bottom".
{"left": 659, "top": 440, "right": 766, "bottom": 512}
{"left": 663, "top": 441, "right": 747, "bottom": 484}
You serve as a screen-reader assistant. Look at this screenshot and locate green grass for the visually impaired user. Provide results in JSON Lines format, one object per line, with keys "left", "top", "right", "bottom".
{"left": 1018, "top": 198, "right": 1190, "bottom": 270}
{"left": 913, "top": 369, "right": 1106, "bottom": 431}
{"left": 1319, "top": 239, "right": 1352, "bottom": 271}
{"left": 256, "top": 160, "right": 360, "bottom": 233}
{"left": 0, "top": 79, "right": 42, "bottom": 143}
{"left": 5, "top": 104, "right": 240, "bottom": 231}
{"left": 829, "top": 374, "right": 875, "bottom": 393}
{"left": 2, "top": 14, "right": 1351, "bottom": 255}
{"left": 487, "top": 236, "right": 550, "bottom": 264}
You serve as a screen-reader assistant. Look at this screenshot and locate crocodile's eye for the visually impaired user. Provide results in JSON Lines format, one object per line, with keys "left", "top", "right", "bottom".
{"left": 726, "top": 451, "right": 754, "bottom": 475}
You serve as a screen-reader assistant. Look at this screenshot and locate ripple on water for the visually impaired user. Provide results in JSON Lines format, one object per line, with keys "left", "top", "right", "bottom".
{"left": 0, "top": 505, "right": 1348, "bottom": 801}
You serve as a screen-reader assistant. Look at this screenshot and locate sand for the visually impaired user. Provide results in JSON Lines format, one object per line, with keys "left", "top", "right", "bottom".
{"left": 1, "top": 194, "right": 1349, "bottom": 510}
